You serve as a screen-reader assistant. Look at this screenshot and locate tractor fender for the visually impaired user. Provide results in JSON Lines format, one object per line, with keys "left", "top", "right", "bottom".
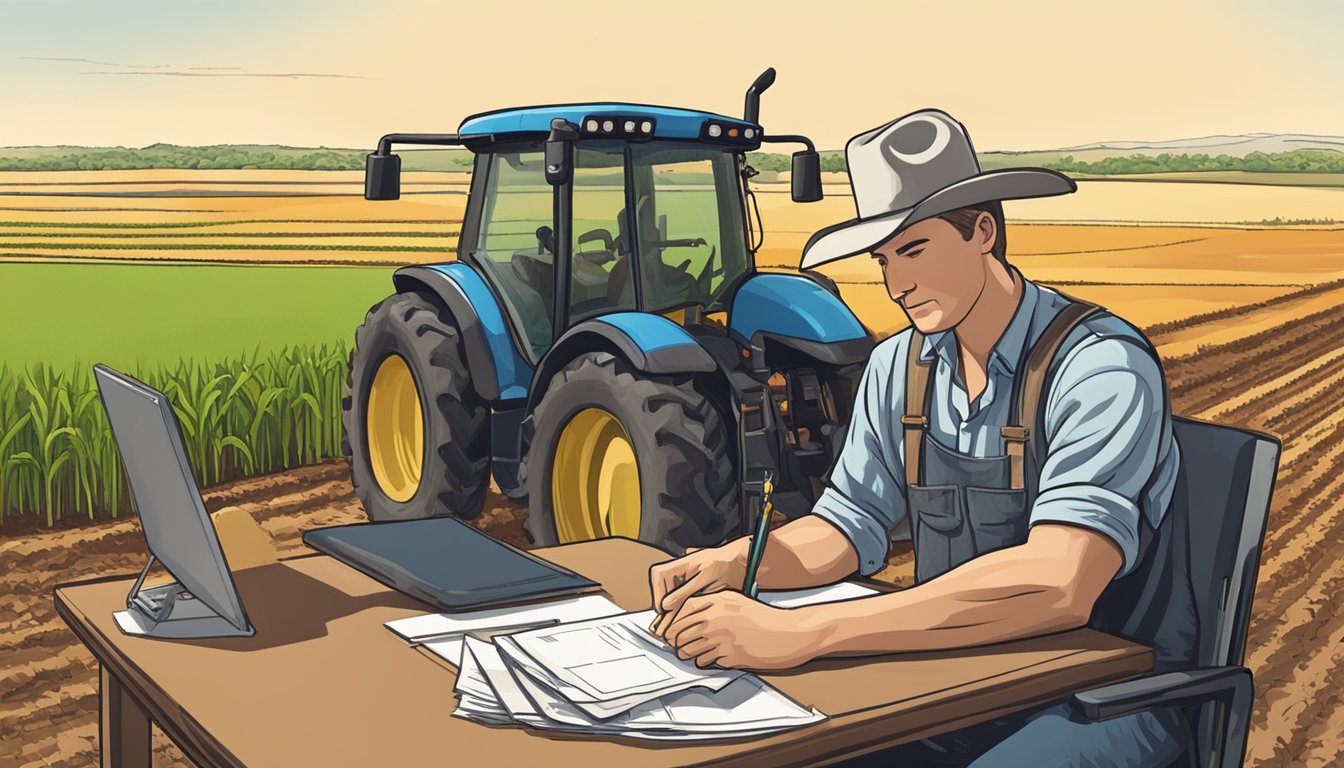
{"left": 728, "top": 272, "right": 874, "bottom": 365}
{"left": 526, "top": 312, "right": 715, "bottom": 414}
{"left": 392, "top": 264, "right": 534, "bottom": 402}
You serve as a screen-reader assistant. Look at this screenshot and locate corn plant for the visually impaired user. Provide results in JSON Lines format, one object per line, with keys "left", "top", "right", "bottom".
{"left": 0, "top": 343, "right": 352, "bottom": 530}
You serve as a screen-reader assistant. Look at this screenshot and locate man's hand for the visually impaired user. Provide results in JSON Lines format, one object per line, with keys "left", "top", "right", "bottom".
{"left": 662, "top": 592, "right": 820, "bottom": 671}
{"left": 648, "top": 541, "right": 747, "bottom": 637}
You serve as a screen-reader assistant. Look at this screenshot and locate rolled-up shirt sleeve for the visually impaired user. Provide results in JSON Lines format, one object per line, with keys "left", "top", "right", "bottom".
{"left": 811, "top": 337, "right": 908, "bottom": 576}
{"left": 1031, "top": 335, "right": 1167, "bottom": 578}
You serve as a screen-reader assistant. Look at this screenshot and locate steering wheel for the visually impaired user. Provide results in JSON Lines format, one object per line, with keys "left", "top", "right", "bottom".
{"left": 535, "top": 225, "right": 556, "bottom": 255}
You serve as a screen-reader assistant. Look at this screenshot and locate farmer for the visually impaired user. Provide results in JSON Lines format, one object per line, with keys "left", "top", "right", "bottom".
{"left": 649, "top": 109, "right": 1193, "bottom": 766}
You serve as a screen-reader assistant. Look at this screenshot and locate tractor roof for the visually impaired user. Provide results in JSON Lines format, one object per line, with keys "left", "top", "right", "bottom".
{"left": 457, "top": 103, "right": 762, "bottom": 146}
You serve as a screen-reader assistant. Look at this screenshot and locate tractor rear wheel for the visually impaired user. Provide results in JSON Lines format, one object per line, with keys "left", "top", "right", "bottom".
{"left": 342, "top": 291, "right": 490, "bottom": 521}
{"left": 521, "top": 351, "right": 738, "bottom": 554}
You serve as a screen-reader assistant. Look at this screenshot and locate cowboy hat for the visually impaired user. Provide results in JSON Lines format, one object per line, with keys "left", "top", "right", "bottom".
{"left": 799, "top": 109, "right": 1076, "bottom": 269}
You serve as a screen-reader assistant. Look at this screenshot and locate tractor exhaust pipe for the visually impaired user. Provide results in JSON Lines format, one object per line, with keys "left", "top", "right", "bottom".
{"left": 744, "top": 68, "right": 776, "bottom": 125}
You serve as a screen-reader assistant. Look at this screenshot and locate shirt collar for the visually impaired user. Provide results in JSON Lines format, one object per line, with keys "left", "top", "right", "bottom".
{"left": 918, "top": 274, "right": 1040, "bottom": 376}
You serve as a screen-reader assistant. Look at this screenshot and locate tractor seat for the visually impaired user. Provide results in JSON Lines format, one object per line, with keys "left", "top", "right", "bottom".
{"left": 511, "top": 251, "right": 555, "bottom": 319}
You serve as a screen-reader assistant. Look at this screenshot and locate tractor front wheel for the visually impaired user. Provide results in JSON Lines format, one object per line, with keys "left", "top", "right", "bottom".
{"left": 342, "top": 291, "right": 490, "bottom": 521}
{"left": 521, "top": 352, "right": 737, "bottom": 554}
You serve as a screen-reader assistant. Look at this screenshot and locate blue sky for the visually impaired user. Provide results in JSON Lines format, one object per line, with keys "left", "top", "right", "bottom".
{"left": 2, "top": 0, "right": 1341, "bottom": 151}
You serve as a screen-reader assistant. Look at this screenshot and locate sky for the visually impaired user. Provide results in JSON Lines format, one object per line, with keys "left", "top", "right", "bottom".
{"left": 2, "top": 0, "right": 1341, "bottom": 152}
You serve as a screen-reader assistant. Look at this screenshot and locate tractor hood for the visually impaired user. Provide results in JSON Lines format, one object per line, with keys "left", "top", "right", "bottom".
{"left": 728, "top": 273, "right": 873, "bottom": 367}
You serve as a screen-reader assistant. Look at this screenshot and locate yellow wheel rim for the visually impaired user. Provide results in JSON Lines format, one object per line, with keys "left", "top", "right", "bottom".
{"left": 367, "top": 354, "right": 424, "bottom": 502}
{"left": 551, "top": 408, "right": 641, "bottom": 542}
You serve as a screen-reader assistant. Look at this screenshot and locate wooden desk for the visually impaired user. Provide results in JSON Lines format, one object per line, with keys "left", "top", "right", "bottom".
{"left": 55, "top": 537, "right": 1151, "bottom": 767}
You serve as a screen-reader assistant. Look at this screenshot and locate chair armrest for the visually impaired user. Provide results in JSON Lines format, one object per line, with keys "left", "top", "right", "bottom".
{"left": 1071, "top": 666, "right": 1251, "bottom": 722}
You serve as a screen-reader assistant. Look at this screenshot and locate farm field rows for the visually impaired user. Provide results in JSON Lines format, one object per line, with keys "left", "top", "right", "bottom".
{"left": 2, "top": 170, "right": 1342, "bottom": 766}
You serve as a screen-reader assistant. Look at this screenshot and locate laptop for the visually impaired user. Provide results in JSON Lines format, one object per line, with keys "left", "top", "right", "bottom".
{"left": 94, "top": 364, "right": 255, "bottom": 639}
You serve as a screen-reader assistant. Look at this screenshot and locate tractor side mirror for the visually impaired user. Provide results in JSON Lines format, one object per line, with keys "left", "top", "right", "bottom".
{"left": 365, "top": 153, "right": 401, "bottom": 201}
{"left": 791, "top": 150, "right": 823, "bottom": 203}
{"left": 545, "top": 118, "right": 580, "bottom": 186}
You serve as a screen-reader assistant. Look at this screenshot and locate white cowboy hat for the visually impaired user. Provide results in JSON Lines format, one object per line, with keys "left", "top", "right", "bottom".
{"left": 800, "top": 109, "right": 1077, "bottom": 269}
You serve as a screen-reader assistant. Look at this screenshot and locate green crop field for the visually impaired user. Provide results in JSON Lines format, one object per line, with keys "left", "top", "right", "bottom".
{"left": 1, "top": 262, "right": 400, "bottom": 370}
{"left": 0, "top": 263, "right": 411, "bottom": 528}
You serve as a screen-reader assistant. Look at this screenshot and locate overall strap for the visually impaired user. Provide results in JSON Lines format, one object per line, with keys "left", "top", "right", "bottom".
{"left": 1003, "top": 297, "right": 1104, "bottom": 491}
{"left": 903, "top": 330, "right": 934, "bottom": 487}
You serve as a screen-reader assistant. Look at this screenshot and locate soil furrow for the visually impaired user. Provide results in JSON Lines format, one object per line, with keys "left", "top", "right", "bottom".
{"left": 1195, "top": 342, "right": 1344, "bottom": 429}
{"left": 1242, "top": 470, "right": 1344, "bottom": 677}
{"left": 1244, "top": 553, "right": 1344, "bottom": 764}
{"left": 1164, "top": 305, "right": 1344, "bottom": 411}
{"left": 1146, "top": 277, "right": 1344, "bottom": 340}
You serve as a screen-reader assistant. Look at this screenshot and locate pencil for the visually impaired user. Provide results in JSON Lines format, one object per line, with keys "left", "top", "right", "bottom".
{"left": 741, "top": 475, "right": 774, "bottom": 599}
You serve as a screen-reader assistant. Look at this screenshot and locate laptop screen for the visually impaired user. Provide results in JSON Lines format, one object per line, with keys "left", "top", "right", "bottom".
{"left": 93, "top": 364, "right": 249, "bottom": 631}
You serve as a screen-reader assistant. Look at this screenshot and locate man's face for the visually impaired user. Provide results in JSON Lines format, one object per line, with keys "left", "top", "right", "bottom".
{"left": 871, "top": 214, "right": 995, "bottom": 334}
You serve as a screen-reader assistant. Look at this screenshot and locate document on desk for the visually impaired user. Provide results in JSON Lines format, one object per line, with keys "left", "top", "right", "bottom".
{"left": 496, "top": 609, "right": 744, "bottom": 718}
{"left": 456, "top": 636, "right": 824, "bottom": 740}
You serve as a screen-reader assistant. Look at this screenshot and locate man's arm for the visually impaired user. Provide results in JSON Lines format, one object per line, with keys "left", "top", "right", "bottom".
{"left": 661, "top": 524, "right": 1121, "bottom": 669}
{"left": 798, "top": 524, "right": 1121, "bottom": 654}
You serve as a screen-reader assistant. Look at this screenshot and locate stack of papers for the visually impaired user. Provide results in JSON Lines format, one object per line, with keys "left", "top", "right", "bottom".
{"left": 386, "top": 581, "right": 879, "bottom": 741}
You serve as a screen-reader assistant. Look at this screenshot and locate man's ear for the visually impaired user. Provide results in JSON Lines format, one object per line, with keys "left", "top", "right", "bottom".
{"left": 975, "top": 211, "right": 997, "bottom": 257}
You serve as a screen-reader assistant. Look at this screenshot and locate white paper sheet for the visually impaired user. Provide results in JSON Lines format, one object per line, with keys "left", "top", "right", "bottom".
{"left": 501, "top": 610, "right": 744, "bottom": 716}
{"left": 385, "top": 593, "right": 623, "bottom": 665}
{"left": 757, "top": 581, "right": 881, "bottom": 608}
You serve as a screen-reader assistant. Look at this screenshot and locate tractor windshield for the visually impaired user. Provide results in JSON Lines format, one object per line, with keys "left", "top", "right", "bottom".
{"left": 628, "top": 143, "right": 750, "bottom": 314}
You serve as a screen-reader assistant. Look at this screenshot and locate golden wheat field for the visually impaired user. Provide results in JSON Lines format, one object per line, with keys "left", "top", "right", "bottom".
{"left": 2, "top": 170, "right": 1343, "bottom": 766}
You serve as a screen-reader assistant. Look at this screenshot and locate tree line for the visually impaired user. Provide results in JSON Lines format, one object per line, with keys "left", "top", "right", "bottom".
{"left": 5, "top": 145, "right": 1341, "bottom": 175}
{"left": 0, "top": 144, "right": 476, "bottom": 171}
{"left": 1036, "top": 149, "right": 1344, "bottom": 174}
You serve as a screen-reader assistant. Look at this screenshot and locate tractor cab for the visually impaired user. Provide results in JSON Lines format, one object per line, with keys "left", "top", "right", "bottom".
{"left": 454, "top": 107, "right": 763, "bottom": 363}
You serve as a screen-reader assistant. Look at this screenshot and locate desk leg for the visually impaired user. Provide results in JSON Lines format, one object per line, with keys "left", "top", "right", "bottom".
{"left": 100, "top": 664, "right": 151, "bottom": 768}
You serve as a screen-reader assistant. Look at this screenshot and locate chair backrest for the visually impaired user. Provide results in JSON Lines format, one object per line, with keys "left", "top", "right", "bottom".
{"left": 1169, "top": 416, "right": 1280, "bottom": 668}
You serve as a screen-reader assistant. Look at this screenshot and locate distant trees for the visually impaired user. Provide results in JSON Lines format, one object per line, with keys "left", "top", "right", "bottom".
{"left": 7, "top": 146, "right": 1341, "bottom": 175}
{"left": 0, "top": 145, "right": 477, "bottom": 171}
{"left": 746, "top": 151, "right": 849, "bottom": 174}
{"left": 1043, "top": 149, "right": 1344, "bottom": 174}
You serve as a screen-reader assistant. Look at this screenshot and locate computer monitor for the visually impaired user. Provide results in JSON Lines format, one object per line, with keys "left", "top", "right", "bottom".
{"left": 94, "top": 364, "right": 254, "bottom": 638}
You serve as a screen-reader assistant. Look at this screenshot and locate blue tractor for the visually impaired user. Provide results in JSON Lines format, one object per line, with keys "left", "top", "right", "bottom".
{"left": 342, "top": 69, "right": 874, "bottom": 553}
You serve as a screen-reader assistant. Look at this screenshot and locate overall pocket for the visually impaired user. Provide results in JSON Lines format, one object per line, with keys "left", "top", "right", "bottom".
{"left": 965, "top": 486, "right": 1029, "bottom": 555}
{"left": 907, "top": 485, "right": 974, "bottom": 583}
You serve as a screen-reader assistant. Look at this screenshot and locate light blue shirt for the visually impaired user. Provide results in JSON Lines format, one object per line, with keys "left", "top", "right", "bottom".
{"left": 812, "top": 274, "right": 1180, "bottom": 578}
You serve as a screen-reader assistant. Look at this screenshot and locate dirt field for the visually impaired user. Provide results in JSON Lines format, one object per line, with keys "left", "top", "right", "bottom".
{"left": 3, "top": 170, "right": 1343, "bottom": 766}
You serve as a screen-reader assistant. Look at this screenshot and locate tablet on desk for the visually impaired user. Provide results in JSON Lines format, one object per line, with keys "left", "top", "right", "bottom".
{"left": 303, "top": 518, "right": 600, "bottom": 612}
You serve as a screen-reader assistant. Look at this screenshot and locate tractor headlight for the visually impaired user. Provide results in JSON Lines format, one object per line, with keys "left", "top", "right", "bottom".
{"left": 707, "top": 124, "right": 723, "bottom": 138}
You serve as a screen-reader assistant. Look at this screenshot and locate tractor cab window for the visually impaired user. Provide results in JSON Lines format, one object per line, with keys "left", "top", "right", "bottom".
{"left": 569, "top": 143, "right": 636, "bottom": 323}
{"left": 630, "top": 144, "right": 749, "bottom": 315}
{"left": 472, "top": 147, "right": 554, "bottom": 361}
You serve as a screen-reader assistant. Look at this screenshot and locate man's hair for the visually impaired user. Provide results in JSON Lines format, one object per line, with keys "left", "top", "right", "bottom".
{"left": 935, "top": 201, "right": 1007, "bottom": 263}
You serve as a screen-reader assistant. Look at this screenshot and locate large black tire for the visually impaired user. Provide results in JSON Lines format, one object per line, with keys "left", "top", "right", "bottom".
{"left": 521, "top": 351, "right": 738, "bottom": 554}
{"left": 341, "top": 291, "right": 490, "bottom": 520}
